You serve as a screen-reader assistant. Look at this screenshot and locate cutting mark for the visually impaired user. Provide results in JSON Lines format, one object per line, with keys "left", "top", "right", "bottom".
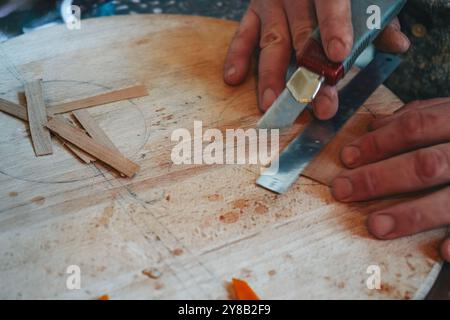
{"left": 91, "top": 162, "right": 219, "bottom": 298}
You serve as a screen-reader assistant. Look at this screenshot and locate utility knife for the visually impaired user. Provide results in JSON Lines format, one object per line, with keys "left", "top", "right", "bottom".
{"left": 257, "top": 0, "right": 407, "bottom": 130}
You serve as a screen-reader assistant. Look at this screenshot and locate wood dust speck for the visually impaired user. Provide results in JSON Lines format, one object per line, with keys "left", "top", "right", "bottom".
{"left": 254, "top": 203, "right": 268, "bottom": 214}
{"left": 219, "top": 211, "right": 239, "bottom": 224}
{"left": 207, "top": 194, "right": 223, "bottom": 201}
{"left": 96, "top": 206, "right": 114, "bottom": 228}
{"left": 31, "top": 196, "right": 45, "bottom": 205}
{"left": 154, "top": 282, "right": 164, "bottom": 290}
{"left": 172, "top": 248, "right": 183, "bottom": 256}
{"left": 142, "top": 268, "right": 162, "bottom": 279}
{"left": 232, "top": 199, "right": 249, "bottom": 210}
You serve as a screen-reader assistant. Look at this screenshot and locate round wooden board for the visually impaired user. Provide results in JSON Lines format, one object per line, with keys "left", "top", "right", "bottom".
{"left": 0, "top": 15, "right": 445, "bottom": 299}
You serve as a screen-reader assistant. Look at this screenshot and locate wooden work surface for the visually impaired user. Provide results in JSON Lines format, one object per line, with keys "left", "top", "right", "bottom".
{"left": 0, "top": 15, "right": 445, "bottom": 299}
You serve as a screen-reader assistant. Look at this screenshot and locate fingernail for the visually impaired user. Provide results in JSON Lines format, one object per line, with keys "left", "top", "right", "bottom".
{"left": 399, "top": 33, "right": 411, "bottom": 52}
{"left": 341, "top": 146, "right": 361, "bottom": 167}
{"left": 262, "top": 88, "right": 276, "bottom": 111}
{"left": 331, "top": 177, "right": 353, "bottom": 201}
{"left": 226, "top": 66, "right": 236, "bottom": 79}
{"left": 313, "top": 95, "right": 333, "bottom": 120}
{"left": 371, "top": 214, "right": 396, "bottom": 237}
{"left": 327, "top": 38, "right": 349, "bottom": 61}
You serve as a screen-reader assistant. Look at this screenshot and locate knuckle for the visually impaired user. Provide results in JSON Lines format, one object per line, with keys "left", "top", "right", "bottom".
{"left": 400, "top": 110, "right": 425, "bottom": 140}
{"left": 260, "top": 28, "right": 289, "bottom": 49}
{"left": 319, "top": 17, "right": 352, "bottom": 41}
{"left": 291, "top": 23, "right": 314, "bottom": 48}
{"left": 404, "top": 206, "right": 424, "bottom": 231}
{"left": 414, "top": 148, "right": 448, "bottom": 183}
{"left": 361, "top": 133, "right": 382, "bottom": 158}
{"left": 361, "top": 168, "right": 382, "bottom": 198}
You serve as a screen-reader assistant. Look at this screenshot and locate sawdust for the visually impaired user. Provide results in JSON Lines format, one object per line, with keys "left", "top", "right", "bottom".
{"left": 219, "top": 211, "right": 239, "bottom": 224}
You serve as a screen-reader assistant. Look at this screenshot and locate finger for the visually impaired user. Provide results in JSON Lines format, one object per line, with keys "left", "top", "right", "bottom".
{"left": 314, "top": 0, "right": 353, "bottom": 62}
{"left": 367, "top": 186, "right": 450, "bottom": 240}
{"left": 374, "top": 18, "right": 410, "bottom": 53}
{"left": 371, "top": 98, "right": 450, "bottom": 130}
{"left": 332, "top": 144, "right": 450, "bottom": 202}
{"left": 341, "top": 105, "right": 450, "bottom": 168}
{"left": 256, "top": 1, "right": 292, "bottom": 111}
{"left": 283, "top": 0, "right": 316, "bottom": 58}
{"left": 311, "top": 84, "right": 338, "bottom": 120}
{"left": 224, "top": 8, "right": 260, "bottom": 85}
{"left": 441, "top": 236, "right": 450, "bottom": 263}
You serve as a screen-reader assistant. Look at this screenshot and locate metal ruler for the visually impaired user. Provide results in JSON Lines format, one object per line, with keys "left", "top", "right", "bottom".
{"left": 257, "top": 53, "right": 402, "bottom": 194}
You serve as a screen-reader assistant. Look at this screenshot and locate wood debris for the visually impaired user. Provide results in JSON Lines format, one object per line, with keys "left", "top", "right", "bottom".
{"left": 46, "top": 117, "right": 140, "bottom": 177}
{"left": 47, "top": 84, "right": 148, "bottom": 115}
{"left": 231, "top": 278, "right": 260, "bottom": 300}
{"left": 24, "top": 80, "right": 52, "bottom": 156}
{"left": 0, "top": 82, "right": 146, "bottom": 177}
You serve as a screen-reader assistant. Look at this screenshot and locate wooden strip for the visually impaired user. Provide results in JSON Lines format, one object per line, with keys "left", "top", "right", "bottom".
{"left": 72, "top": 109, "right": 119, "bottom": 152}
{"left": 0, "top": 98, "right": 28, "bottom": 121}
{"left": 55, "top": 135, "right": 95, "bottom": 163}
{"left": 25, "top": 80, "right": 53, "bottom": 156}
{"left": 54, "top": 115, "right": 95, "bottom": 163}
{"left": 47, "top": 84, "right": 148, "bottom": 115}
{"left": 45, "top": 117, "right": 140, "bottom": 177}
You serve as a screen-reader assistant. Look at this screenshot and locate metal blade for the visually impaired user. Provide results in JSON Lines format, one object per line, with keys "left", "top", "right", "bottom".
{"left": 257, "top": 53, "right": 402, "bottom": 194}
{"left": 256, "top": 88, "right": 308, "bottom": 129}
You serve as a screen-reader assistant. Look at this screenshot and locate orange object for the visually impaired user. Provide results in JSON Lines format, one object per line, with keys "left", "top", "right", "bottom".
{"left": 232, "top": 278, "right": 260, "bottom": 300}
{"left": 98, "top": 294, "right": 109, "bottom": 300}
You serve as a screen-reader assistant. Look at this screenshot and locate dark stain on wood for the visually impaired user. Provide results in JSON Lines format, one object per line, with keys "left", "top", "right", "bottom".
{"left": 31, "top": 196, "right": 45, "bottom": 205}
{"left": 207, "top": 194, "right": 223, "bottom": 201}
{"left": 96, "top": 206, "right": 114, "bottom": 228}
{"left": 232, "top": 199, "right": 249, "bottom": 210}
{"left": 172, "top": 248, "right": 183, "bottom": 256}
{"left": 142, "top": 268, "right": 162, "bottom": 279}
{"left": 254, "top": 203, "right": 268, "bottom": 214}
{"left": 219, "top": 211, "right": 239, "bottom": 224}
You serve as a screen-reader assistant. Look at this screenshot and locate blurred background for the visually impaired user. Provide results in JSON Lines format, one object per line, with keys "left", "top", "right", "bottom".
{"left": 0, "top": 0, "right": 448, "bottom": 101}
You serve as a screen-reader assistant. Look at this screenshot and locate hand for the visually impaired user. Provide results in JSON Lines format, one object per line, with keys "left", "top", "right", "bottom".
{"left": 331, "top": 98, "right": 450, "bottom": 262}
{"left": 223, "top": 0, "right": 410, "bottom": 120}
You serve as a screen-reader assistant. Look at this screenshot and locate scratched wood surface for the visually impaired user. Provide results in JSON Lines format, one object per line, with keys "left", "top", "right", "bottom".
{"left": 0, "top": 15, "right": 445, "bottom": 300}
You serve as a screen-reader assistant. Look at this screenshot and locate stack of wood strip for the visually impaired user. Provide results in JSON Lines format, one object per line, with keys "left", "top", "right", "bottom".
{"left": 0, "top": 80, "right": 147, "bottom": 178}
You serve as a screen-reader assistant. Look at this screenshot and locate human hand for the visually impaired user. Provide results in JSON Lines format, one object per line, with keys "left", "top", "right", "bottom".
{"left": 331, "top": 98, "right": 450, "bottom": 262}
{"left": 223, "top": 0, "right": 410, "bottom": 120}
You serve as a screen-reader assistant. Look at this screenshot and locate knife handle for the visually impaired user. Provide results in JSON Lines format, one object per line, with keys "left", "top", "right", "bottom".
{"left": 298, "top": 0, "right": 407, "bottom": 86}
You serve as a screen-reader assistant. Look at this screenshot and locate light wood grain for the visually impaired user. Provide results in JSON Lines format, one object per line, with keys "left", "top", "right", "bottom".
{"left": 0, "top": 15, "right": 444, "bottom": 300}
{"left": 24, "top": 80, "right": 53, "bottom": 156}
{"left": 73, "top": 109, "right": 119, "bottom": 152}
{"left": 46, "top": 117, "right": 139, "bottom": 177}
{"left": 47, "top": 84, "right": 148, "bottom": 115}
{"left": 0, "top": 97, "right": 28, "bottom": 121}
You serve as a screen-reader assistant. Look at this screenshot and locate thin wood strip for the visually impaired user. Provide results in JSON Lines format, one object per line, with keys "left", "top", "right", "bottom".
{"left": 25, "top": 80, "right": 53, "bottom": 156}
{"left": 54, "top": 115, "right": 96, "bottom": 163}
{"left": 55, "top": 135, "right": 95, "bottom": 163}
{"left": 72, "top": 109, "right": 119, "bottom": 152}
{"left": 0, "top": 98, "right": 28, "bottom": 121}
{"left": 45, "top": 117, "right": 140, "bottom": 177}
{"left": 47, "top": 84, "right": 148, "bottom": 115}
